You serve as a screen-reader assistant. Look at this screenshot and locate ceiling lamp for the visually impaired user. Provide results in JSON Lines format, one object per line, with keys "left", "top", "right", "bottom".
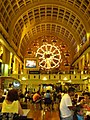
{"left": 60, "top": 43, "right": 66, "bottom": 49}
{"left": 27, "top": 51, "right": 32, "bottom": 54}
{"left": 64, "top": 51, "right": 70, "bottom": 57}
{"left": 51, "top": 37, "right": 57, "bottom": 44}
{"left": 33, "top": 42, "right": 39, "bottom": 48}
{"left": 42, "top": 36, "right": 48, "bottom": 44}
{"left": 36, "top": 44, "right": 61, "bottom": 70}
{"left": 64, "top": 62, "right": 70, "bottom": 67}
{"left": 27, "top": 48, "right": 32, "bottom": 54}
{"left": 64, "top": 59, "right": 70, "bottom": 67}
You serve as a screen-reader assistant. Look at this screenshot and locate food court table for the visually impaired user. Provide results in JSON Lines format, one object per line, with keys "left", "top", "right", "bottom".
{"left": 23, "top": 109, "right": 30, "bottom": 116}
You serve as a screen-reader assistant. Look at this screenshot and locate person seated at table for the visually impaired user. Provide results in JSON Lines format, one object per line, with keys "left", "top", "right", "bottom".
{"left": 72, "top": 93, "right": 79, "bottom": 105}
{"left": 80, "top": 92, "right": 90, "bottom": 110}
{"left": 73, "top": 104, "right": 84, "bottom": 120}
{"left": 33, "top": 90, "right": 43, "bottom": 109}
{"left": 1, "top": 89, "right": 24, "bottom": 116}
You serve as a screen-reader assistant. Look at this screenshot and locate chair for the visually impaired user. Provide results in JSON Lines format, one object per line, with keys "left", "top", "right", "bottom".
{"left": 20, "top": 102, "right": 27, "bottom": 109}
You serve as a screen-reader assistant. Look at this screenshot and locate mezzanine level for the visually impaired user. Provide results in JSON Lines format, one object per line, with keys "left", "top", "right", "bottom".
{"left": 10, "top": 72, "right": 90, "bottom": 85}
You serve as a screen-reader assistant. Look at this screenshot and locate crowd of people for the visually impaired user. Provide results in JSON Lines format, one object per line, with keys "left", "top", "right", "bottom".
{"left": 0, "top": 86, "right": 90, "bottom": 120}
{"left": 59, "top": 87, "right": 90, "bottom": 120}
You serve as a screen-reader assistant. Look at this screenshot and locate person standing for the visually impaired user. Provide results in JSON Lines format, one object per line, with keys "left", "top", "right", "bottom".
{"left": 60, "top": 87, "right": 75, "bottom": 120}
{"left": 44, "top": 90, "right": 54, "bottom": 110}
{"left": 33, "top": 90, "right": 43, "bottom": 109}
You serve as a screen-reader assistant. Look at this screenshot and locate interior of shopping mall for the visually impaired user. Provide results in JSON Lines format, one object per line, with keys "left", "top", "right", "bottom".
{"left": 0, "top": 0, "right": 90, "bottom": 120}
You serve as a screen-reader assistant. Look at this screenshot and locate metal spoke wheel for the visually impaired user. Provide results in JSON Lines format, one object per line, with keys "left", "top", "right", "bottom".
{"left": 36, "top": 44, "right": 61, "bottom": 69}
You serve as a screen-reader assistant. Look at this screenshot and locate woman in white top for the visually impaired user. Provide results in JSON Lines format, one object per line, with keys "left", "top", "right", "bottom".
{"left": 1, "top": 89, "right": 23, "bottom": 116}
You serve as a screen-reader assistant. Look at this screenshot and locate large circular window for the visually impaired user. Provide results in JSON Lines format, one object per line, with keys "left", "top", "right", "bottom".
{"left": 36, "top": 44, "right": 61, "bottom": 69}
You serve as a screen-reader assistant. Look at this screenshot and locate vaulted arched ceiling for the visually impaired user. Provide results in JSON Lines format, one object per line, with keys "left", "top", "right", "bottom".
{"left": 0, "top": 0, "right": 90, "bottom": 70}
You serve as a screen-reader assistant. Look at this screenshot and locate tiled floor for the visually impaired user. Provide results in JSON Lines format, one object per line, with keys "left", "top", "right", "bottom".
{"left": 26, "top": 102, "right": 60, "bottom": 120}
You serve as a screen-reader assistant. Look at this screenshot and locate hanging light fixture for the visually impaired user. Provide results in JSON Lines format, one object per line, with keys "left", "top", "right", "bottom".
{"left": 42, "top": 36, "right": 48, "bottom": 44}
{"left": 64, "top": 51, "right": 70, "bottom": 57}
{"left": 60, "top": 43, "right": 66, "bottom": 49}
{"left": 27, "top": 48, "right": 32, "bottom": 54}
{"left": 64, "top": 59, "right": 70, "bottom": 66}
